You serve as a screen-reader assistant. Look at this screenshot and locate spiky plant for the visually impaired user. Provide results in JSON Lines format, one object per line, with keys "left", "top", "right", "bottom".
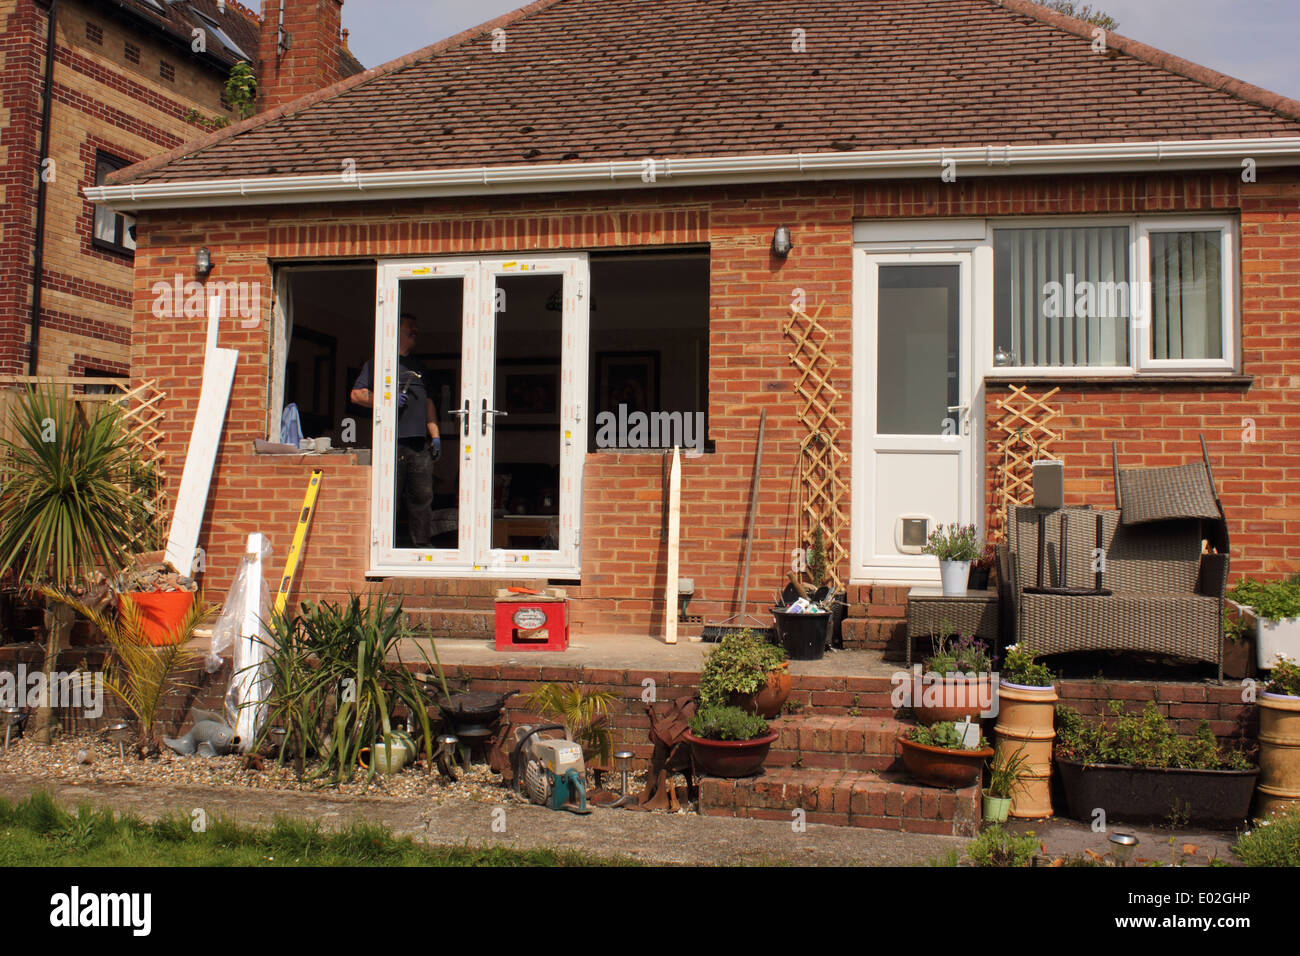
{"left": 524, "top": 682, "right": 617, "bottom": 766}
{"left": 41, "top": 587, "right": 208, "bottom": 754}
{"left": 0, "top": 385, "right": 149, "bottom": 742}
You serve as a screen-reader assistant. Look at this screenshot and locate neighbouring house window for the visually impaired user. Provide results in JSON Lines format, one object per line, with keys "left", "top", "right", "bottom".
{"left": 160, "top": 60, "right": 175, "bottom": 82}
{"left": 86, "top": 22, "right": 103, "bottom": 44}
{"left": 992, "top": 217, "right": 1236, "bottom": 375}
{"left": 92, "top": 152, "right": 136, "bottom": 256}
{"left": 125, "top": 42, "right": 140, "bottom": 64}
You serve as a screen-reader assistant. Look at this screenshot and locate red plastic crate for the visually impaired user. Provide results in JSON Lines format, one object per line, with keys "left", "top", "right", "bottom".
{"left": 494, "top": 600, "right": 569, "bottom": 651}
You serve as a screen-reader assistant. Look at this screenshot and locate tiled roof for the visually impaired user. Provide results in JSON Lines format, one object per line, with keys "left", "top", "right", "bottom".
{"left": 113, "top": 0, "right": 1300, "bottom": 186}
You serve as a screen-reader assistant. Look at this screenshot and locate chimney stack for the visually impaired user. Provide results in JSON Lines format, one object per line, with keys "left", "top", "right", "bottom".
{"left": 257, "top": 0, "right": 346, "bottom": 112}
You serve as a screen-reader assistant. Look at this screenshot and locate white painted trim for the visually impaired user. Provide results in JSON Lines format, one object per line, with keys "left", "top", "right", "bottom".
{"left": 85, "top": 137, "right": 1300, "bottom": 211}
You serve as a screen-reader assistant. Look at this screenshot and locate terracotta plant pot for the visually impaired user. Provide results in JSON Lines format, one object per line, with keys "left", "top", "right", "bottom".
{"left": 913, "top": 673, "right": 995, "bottom": 726}
{"left": 127, "top": 590, "right": 196, "bottom": 646}
{"left": 683, "top": 730, "right": 778, "bottom": 778}
{"left": 729, "top": 663, "right": 792, "bottom": 719}
{"left": 1257, "top": 691, "right": 1300, "bottom": 818}
{"left": 1057, "top": 759, "right": 1259, "bottom": 829}
{"left": 994, "top": 680, "right": 1057, "bottom": 819}
{"left": 898, "top": 734, "right": 993, "bottom": 789}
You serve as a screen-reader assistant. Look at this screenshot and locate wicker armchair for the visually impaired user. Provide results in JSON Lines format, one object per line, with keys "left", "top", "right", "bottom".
{"left": 1003, "top": 505, "right": 1226, "bottom": 677}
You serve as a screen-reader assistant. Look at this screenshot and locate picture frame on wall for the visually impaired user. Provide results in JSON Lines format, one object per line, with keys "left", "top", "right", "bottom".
{"left": 496, "top": 361, "right": 561, "bottom": 428}
{"left": 596, "top": 351, "right": 660, "bottom": 418}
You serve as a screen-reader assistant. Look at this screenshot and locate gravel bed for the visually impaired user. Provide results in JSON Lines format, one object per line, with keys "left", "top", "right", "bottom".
{"left": 0, "top": 730, "right": 663, "bottom": 808}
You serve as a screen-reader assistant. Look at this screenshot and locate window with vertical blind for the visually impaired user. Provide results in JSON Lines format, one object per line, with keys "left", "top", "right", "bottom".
{"left": 990, "top": 217, "right": 1236, "bottom": 375}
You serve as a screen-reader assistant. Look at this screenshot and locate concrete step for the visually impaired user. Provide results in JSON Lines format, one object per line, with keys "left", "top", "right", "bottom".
{"left": 767, "top": 713, "right": 910, "bottom": 771}
{"left": 699, "top": 766, "right": 980, "bottom": 836}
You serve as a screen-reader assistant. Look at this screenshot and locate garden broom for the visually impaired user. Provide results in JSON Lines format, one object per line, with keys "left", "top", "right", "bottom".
{"left": 701, "top": 410, "right": 774, "bottom": 642}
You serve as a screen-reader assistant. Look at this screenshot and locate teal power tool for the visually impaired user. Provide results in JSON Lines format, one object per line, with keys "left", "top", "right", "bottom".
{"left": 513, "top": 725, "right": 592, "bottom": 815}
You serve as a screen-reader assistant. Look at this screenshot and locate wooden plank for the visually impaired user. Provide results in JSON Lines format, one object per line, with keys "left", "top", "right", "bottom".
{"left": 164, "top": 297, "right": 239, "bottom": 575}
{"left": 664, "top": 446, "right": 681, "bottom": 645}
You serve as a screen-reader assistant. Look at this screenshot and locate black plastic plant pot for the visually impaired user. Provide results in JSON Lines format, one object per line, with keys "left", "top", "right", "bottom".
{"left": 771, "top": 608, "right": 828, "bottom": 661}
{"left": 1057, "top": 759, "right": 1259, "bottom": 829}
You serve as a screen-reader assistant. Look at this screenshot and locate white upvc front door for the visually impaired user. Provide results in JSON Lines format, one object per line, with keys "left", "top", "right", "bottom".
{"left": 370, "top": 254, "right": 589, "bottom": 576}
{"left": 851, "top": 250, "right": 975, "bottom": 584}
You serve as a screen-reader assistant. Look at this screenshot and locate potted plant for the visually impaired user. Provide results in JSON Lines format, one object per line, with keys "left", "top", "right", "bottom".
{"left": 805, "top": 524, "right": 846, "bottom": 649}
{"left": 968, "top": 543, "right": 997, "bottom": 591}
{"left": 1257, "top": 657, "right": 1300, "bottom": 819}
{"left": 984, "top": 745, "right": 1031, "bottom": 823}
{"left": 113, "top": 553, "right": 199, "bottom": 647}
{"left": 922, "top": 523, "right": 982, "bottom": 596}
{"left": 683, "top": 704, "right": 778, "bottom": 778}
{"left": 1226, "top": 577, "right": 1300, "bottom": 670}
{"left": 1055, "top": 701, "right": 1259, "bottom": 829}
{"left": 915, "top": 632, "right": 995, "bottom": 725}
{"left": 994, "top": 643, "right": 1057, "bottom": 818}
{"left": 898, "top": 720, "right": 993, "bottom": 788}
{"left": 699, "top": 628, "right": 790, "bottom": 718}
{"left": 1221, "top": 601, "right": 1257, "bottom": 680}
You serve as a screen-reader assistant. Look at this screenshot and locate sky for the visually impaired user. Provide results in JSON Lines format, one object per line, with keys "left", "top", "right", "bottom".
{"left": 340, "top": 0, "right": 1300, "bottom": 102}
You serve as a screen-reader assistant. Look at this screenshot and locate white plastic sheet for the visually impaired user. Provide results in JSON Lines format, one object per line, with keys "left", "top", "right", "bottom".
{"left": 207, "top": 533, "right": 274, "bottom": 752}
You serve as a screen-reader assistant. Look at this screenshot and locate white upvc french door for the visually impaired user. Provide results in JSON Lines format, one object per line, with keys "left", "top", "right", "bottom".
{"left": 851, "top": 250, "right": 974, "bottom": 584}
{"left": 370, "top": 254, "right": 589, "bottom": 576}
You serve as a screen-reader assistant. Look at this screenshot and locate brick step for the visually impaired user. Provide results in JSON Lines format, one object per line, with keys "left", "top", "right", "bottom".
{"left": 841, "top": 618, "right": 906, "bottom": 658}
{"left": 699, "top": 766, "right": 980, "bottom": 835}
{"left": 767, "top": 713, "right": 910, "bottom": 770}
{"left": 785, "top": 678, "right": 896, "bottom": 717}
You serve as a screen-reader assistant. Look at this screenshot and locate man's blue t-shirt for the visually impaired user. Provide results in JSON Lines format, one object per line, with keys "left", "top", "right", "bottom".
{"left": 353, "top": 356, "right": 430, "bottom": 441}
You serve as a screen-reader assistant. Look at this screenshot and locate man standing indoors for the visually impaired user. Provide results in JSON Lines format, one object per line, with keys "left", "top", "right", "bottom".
{"left": 350, "top": 312, "right": 442, "bottom": 547}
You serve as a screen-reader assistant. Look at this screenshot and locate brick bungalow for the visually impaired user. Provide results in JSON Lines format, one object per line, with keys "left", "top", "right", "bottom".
{"left": 87, "top": 0, "right": 1300, "bottom": 654}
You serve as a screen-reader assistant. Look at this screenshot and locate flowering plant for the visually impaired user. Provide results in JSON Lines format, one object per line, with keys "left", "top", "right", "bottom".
{"left": 922, "top": 524, "right": 981, "bottom": 563}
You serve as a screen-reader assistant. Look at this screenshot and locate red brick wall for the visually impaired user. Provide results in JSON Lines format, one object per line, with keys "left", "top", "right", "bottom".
{"left": 256, "top": 0, "right": 346, "bottom": 113}
{"left": 128, "top": 169, "right": 1300, "bottom": 635}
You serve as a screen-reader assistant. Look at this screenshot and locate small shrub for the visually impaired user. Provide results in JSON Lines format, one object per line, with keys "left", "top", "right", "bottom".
{"left": 688, "top": 704, "right": 770, "bottom": 741}
{"left": 967, "top": 825, "right": 1038, "bottom": 867}
{"left": 1055, "top": 701, "right": 1252, "bottom": 771}
{"left": 1234, "top": 805, "right": 1300, "bottom": 867}
{"left": 924, "top": 632, "right": 994, "bottom": 675}
{"left": 1266, "top": 658, "right": 1300, "bottom": 698}
{"left": 698, "top": 629, "right": 786, "bottom": 708}
{"left": 1227, "top": 577, "right": 1300, "bottom": 623}
{"left": 1000, "top": 643, "right": 1054, "bottom": 687}
{"left": 921, "top": 523, "right": 981, "bottom": 562}
{"left": 909, "top": 721, "right": 989, "bottom": 750}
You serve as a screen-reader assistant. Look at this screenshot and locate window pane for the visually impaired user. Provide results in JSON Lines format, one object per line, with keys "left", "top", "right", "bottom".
{"left": 94, "top": 206, "right": 118, "bottom": 244}
{"left": 1149, "top": 231, "right": 1222, "bottom": 361}
{"left": 994, "top": 226, "right": 1130, "bottom": 367}
{"left": 876, "top": 264, "right": 959, "bottom": 435}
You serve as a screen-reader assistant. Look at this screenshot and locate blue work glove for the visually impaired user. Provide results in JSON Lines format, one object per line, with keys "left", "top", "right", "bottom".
{"left": 397, "top": 390, "right": 408, "bottom": 410}
{"left": 430, "top": 435, "right": 442, "bottom": 462}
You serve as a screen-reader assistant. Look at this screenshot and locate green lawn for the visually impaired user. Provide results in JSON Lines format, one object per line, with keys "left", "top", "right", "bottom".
{"left": 0, "top": 791, "right": 636, "bottom": 867}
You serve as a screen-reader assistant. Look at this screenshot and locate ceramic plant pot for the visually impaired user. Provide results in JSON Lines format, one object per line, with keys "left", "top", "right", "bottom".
{"left": 994, "top": 680, "right": 1058, "bottom": 819}
{"left": 729, "top": 663, "right": 792, "bottom": 719}
{"left": 982, "top": 791, "right": 1012, "bottom": 823}
{"left": 1257, "top": 691, "right": 1300, "bottom": 819}
{"left": 898, "top": 734, "right": 992, "bottom": 789}
{"left": 913, "top": 674, "right": 995, "bottom": 726}
{"left": 683, "top": 730, "right": 778, "bottom": 778}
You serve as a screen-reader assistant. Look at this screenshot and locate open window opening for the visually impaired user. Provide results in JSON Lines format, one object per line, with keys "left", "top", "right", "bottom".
{"left": 588, "top": 250, "right": 710, "bottom": 452}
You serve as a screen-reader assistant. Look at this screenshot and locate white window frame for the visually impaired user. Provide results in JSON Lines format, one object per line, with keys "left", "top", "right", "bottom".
{"left": 1136, "top": 217, "right": 1237, "bottom": 374}
{"left": 984, "top": 214, "right": 1240, "bottom": 380}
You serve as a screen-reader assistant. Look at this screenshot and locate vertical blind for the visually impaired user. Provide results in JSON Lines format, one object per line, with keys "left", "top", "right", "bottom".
{"left": 1150, "top": 231, "right": 1222, "bottom": 361}
{"left": 994, "top": 226, "right": 1130, "bottom": 367}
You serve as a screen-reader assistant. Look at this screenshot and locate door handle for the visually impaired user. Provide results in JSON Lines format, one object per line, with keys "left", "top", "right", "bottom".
{"left": 451, "top": 400, "right": 470, "bottom": 436}
{"left": 481, "top": 399, "right": 508, "bottom": 436}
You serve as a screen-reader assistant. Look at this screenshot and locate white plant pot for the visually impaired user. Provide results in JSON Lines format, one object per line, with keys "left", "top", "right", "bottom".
{"left": 1257, "top": 615, "right": 1300, "bottom": 670}
{"left": 939, "top": 560, "right": 971, "bottom": 596}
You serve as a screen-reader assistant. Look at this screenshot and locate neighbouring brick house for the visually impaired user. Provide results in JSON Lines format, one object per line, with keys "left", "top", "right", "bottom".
{"left": 0, "top": 0, "right": 361, "bottom": 378}
{"left": 88, "top": 0, "right": 1300, "bottom": 652}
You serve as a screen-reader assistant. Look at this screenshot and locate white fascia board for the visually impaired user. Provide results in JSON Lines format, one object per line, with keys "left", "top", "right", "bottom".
{"left": 83, "top": 137, "right": 1300, "bottom": 212}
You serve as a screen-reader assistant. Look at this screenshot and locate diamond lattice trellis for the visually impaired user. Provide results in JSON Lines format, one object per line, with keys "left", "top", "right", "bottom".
{"left": 988, "top": 384, "right": 1062, "bottom": 543}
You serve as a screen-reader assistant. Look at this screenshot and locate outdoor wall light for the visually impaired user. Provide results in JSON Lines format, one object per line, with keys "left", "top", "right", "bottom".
{"left": 771, "top": 225, "right": 794, "bottom": 258}
{"left": 195, "top": 246, "right": 213, "bottom": 279}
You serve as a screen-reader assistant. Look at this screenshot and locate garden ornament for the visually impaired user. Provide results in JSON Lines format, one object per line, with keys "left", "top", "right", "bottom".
{"left": 163, "top": 708, "right": 237, "bottom": 757}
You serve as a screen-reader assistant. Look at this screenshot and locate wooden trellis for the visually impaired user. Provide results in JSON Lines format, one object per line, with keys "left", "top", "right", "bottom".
{"left": 784, "top": 304, "right": 849, "bottom": 589}
{"left": 0, "top": 376, "right": 168, "bottom": 551}
{"left": 988, "top": 384, "right": 1062, "bottom": 543}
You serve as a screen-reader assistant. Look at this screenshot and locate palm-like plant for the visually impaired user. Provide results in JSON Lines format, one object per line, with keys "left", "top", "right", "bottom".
{"left": 524, "top": 682, "right": 617, "bottom": 767}
{"left": 41, "top": 587, "right": 209, "bottom": 754}
{"left": 0, "top": 385, "right": 149, "bottom": 742}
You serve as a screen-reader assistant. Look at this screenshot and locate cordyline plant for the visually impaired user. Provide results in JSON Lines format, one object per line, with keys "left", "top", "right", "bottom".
{"left": 0, "top": 385, "right": 149, "bottom": 742}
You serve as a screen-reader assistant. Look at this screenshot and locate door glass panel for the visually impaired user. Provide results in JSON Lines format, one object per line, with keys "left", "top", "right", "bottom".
{"left": 388, "top": 276, "right": 462, "bottom": 549}
{"left": 491, "top": 274, "right": 563, "bottom": 553}
{"left": 876, "top": 264, "right": 960, "bottom": 435}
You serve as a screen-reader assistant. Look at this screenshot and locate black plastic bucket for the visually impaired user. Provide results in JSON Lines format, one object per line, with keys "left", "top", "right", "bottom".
{"left": 771, "top": 608, "right": 829, "bottom": 661}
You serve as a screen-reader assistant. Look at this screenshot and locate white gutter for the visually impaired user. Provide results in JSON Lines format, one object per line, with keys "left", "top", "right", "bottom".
{"left": 85, "top": 137, "right": 1300, "bottom": 212}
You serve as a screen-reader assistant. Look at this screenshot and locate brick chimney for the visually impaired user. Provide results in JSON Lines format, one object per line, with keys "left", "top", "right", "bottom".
{"left": 257, "top": 0, "right": 347, "bottom": 112}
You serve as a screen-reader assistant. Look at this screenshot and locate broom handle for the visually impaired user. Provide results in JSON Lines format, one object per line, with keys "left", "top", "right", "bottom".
{"left": 736, "top": 410, "right": 766, "bottom": 617}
